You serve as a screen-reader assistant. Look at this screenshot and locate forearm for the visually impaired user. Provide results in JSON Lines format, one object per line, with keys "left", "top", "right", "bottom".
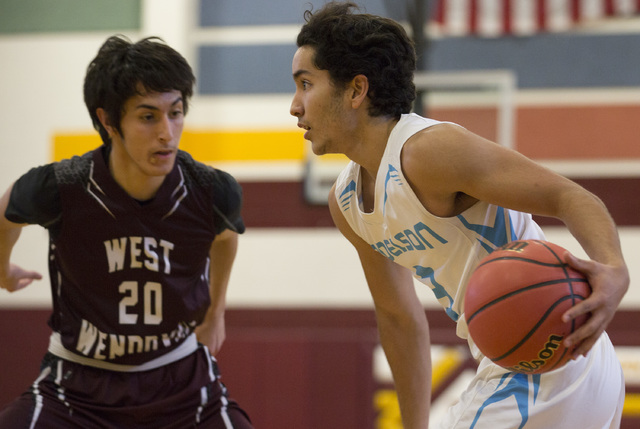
{"left": 554, "top": 186, "right": 629, "bottom": 355}
{"left": 560, "top": 188, "right": 625, "bottom": 266}
{"left": 202, "top": 229, "right": 238, "bottom": 326}
{"left": 0, "top": 185, "right": 22, "bottom": 276}
{"left": 196, "top": 230, "right": 238, "bottom": 354}
{"left": 206, "top": 231, "right": 238, "bottom": 316}
{"left": 376, "top": 308, "right": 432, "bottom": 429}
{"left": 0, "top": 186, "right": 40, "bottom": 291}
{"left": 0, "top": 227, "right": 21, "bottom": 278}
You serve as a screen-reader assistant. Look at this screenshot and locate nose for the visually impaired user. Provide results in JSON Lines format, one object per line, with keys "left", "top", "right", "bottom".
{"left": 290, "top": 93, "right": 303, "bottom": 118}
{"left": 158, "top": 115, "right": 175, "bottom": 143}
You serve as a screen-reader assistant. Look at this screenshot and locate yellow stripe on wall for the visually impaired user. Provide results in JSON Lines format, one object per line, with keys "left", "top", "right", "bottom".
{"left": 52, "top": 134, "right": 103, "bottom": 161}
{"left": 53, "top": 129, "right": 307, "bottom": 162}
{"left": 624, "top": 393, "right": 640, "bottom": 417}
{"left": 431, "top": 348, "right": 466, "bottom": 391}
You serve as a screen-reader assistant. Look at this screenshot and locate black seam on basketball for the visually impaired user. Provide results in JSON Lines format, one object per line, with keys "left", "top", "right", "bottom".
{"left": 476, "top": 256, "right": 565, "bottom": 270}
{"left": 489, "top": 295, "right": 580, "bottom": 362}
{"left": 538, "top": 241, "right": 564, "bottom": 264}
{"left": 539, "top": 241, "right": 578, "bottom": 296}
{"left": 466, "top": 278, "right": 589, "bottom": 325}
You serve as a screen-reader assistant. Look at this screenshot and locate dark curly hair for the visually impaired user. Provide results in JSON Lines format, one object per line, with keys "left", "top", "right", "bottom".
{"left": 83, "top": 35, "right": 196, "bottom": 144}
{"left": 297, "top": 2, "right": 416, "bottom": 118}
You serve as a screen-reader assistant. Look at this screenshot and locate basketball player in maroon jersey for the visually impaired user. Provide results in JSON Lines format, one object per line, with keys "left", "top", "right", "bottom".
{"left": 0, "top": 35, "right": 253, "bottom": 428}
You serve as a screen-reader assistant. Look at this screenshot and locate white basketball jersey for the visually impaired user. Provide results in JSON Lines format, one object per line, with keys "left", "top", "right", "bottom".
{"left": 334, "top": 113, "right": 545, "bottom": 341}
{"left": 335, "top": 113, "right": 624, "bottom": 429}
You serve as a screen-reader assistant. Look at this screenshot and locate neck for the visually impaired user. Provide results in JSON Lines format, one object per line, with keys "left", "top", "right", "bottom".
{"left": 348, "top": 115, "right": 399, "bottom": 178}
{"left": 108, "top": 151, "right": 165, "bottom": 201}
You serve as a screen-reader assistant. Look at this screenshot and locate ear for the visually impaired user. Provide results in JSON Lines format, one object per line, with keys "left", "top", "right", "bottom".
{"left": 348, "top": 74, "right": 369, "bottom": 109}
{"left": 96, "top": 108, "right": 117, "bottom": 138}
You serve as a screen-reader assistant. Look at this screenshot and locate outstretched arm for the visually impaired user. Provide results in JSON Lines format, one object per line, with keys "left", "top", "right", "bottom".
{"left": 329, "top": 187, "right": 431, "bottom": 429}
{"left": 0, "top": 184, "right": 43, "bottom": 292}
{"left": 195, "top": 228, "right": 238, "bottom": 355}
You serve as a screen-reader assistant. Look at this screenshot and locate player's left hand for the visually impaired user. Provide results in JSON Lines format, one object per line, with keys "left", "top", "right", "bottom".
{"left": 195, "top": 311, "right": 226, "bottom": 355}
{"left": 561, "top": 252, "right": 629, "bottom": 358}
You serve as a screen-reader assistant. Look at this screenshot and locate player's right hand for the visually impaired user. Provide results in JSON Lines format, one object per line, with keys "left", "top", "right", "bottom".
{"left": 0, "top": 263, "right": 42, "bottom": 292}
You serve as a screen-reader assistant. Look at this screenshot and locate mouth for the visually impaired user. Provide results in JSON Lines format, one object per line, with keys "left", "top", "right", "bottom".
{"left": 297, "top": 122, "right": 311, "bottom": 140}
{"left": 151, "top": 148, "right": 176, "bottom": 163}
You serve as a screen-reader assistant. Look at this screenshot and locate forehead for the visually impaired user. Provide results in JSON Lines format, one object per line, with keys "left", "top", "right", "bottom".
{"left": 124, "top": 89, "right": 182, "bottom": 109}
{"left": 292, "top": 46, "right": 320, "bottom": 77}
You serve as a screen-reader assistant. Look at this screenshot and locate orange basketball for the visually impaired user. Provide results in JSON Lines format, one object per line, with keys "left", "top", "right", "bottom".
{"left": 464, "top": 239, "right": 591, "bottom": 374}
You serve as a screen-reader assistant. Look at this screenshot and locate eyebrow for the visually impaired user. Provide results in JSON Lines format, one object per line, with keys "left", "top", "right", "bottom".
{"left": 135, "top": 97, "right": 184, "bottom": 110}
{"left": 293, "top": 70, "right": 311, "bottom": 80}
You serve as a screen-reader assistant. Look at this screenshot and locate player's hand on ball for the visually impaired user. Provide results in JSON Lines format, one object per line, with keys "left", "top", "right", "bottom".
{"left": 562, "top": 253, "right": 629, "bottom": 359}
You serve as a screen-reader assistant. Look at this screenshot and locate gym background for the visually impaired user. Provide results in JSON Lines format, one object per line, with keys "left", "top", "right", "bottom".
{"left": 1, "top": 1, "right": 639, "bottom": 427}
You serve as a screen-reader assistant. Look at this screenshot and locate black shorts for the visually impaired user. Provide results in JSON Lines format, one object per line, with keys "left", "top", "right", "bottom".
{"left": 0, "top": 346, "right": 252, "bottom": 428}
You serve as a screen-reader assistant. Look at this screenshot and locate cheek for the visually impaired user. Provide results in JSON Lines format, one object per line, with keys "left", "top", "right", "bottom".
{"left": 121, "top": 134, "right": 149, "bottom": 158}
{"left": 173, "top": 123, "right": 185, "bottom": 139}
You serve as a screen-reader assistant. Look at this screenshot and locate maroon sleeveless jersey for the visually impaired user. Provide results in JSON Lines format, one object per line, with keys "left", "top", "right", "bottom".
{"left": 6, "top": 146, "right": 245, "bottom": 366}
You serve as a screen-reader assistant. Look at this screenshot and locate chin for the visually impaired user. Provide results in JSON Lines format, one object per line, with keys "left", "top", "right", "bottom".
{"left": 147, "top": 163, "right": 175, "bottom": 177}
{"left": 310, "top": 142, "right": 327, "bottom": 156}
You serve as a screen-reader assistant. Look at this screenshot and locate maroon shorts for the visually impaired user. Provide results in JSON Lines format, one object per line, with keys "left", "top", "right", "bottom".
{"left": 0, "top": 346, "right": 252, "bottom": 428}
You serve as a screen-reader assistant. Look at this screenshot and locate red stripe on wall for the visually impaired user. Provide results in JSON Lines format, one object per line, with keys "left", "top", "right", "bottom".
{"left": 537, "top": 0, "right": 547, "bottom": 32}
{"left": 604, "top": 0, "right": 615, "bottom": 15}
{"left": 237, "top": 177, "right": 639, "bottom": 228}
{"left": 571, "top": 0, "right": 581, "bottom": 23}
{"left": 502, "top": 0, "right": 512, "bottom": 34}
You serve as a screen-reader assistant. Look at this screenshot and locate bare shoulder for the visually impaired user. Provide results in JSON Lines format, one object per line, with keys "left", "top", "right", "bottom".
{"left": 399, "top": 123, "right": 483, "bottom": 214}
{"left": 402, "top": 122, "right": 482, "bottom": 160}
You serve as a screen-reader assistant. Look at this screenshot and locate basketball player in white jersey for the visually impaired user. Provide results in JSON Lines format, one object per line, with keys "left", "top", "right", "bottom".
{"left": 291, "top": 3, "right": 628, "bottom": 428}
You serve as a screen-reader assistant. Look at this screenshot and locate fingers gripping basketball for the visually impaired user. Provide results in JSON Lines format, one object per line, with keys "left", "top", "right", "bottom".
{"left": 464, "top": 240, "right": 591, "bottom": 374}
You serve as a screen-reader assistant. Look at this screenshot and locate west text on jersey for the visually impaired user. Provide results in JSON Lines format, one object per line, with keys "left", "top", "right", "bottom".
{"left": 104, "top": 236, "right": 175, "bottom": 274}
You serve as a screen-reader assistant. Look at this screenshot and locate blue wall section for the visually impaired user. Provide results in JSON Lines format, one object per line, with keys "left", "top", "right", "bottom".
{"left": 198, "top": 45, "right": 299, "bottom": 94}
{"left": 199, "top": 0, "right": 312, "bottom": 26}
{"left": 429, "top": 33, "right": 640, "bottom": 88}
{"left": 198, "top": 0, "right": 406, "bottom": 27}
{"left": 196, "top": 0, "right": 640, "bottom": 95}
{"left": 196, "top": 32, "right": 640, "bottom": 95}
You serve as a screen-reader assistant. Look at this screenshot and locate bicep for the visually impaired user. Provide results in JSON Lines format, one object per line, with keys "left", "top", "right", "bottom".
{"left": 404, "top": 124, "right": 584, "bottom": 218}
{"left": 209, "top": 229, "right": 238, "bottom": 265}
{"left": 0, "top": 184, "right": 24, "bottom": 230}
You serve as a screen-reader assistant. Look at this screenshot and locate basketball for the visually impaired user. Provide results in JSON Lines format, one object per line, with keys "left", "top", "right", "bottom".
{"left": 464, "top": 239, "right": 591, "bottom": 374}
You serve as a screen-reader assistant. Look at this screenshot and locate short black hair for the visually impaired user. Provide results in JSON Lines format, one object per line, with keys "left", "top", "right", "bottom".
{"left": 84, "top": 35, "right": 196, "bottom": 144}
{"left": 297, "top": 2, "right": 416, "bottom": 118}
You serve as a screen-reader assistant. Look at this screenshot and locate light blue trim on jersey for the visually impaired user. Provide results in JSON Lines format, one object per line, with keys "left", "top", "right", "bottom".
{"left": 413, "top": 265, "right": 459, "bottom": 322}
{"left": 383, "top": 164, "right": 403, "bottom": 216}
{"left": 339, "top": 180, "right": 357, "bottom": 212}
{"left": 471, "top": 372, "right": 541, "bottom": 428}
{"left": 457, "top": 206, "right": 516, "bottom": 254}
